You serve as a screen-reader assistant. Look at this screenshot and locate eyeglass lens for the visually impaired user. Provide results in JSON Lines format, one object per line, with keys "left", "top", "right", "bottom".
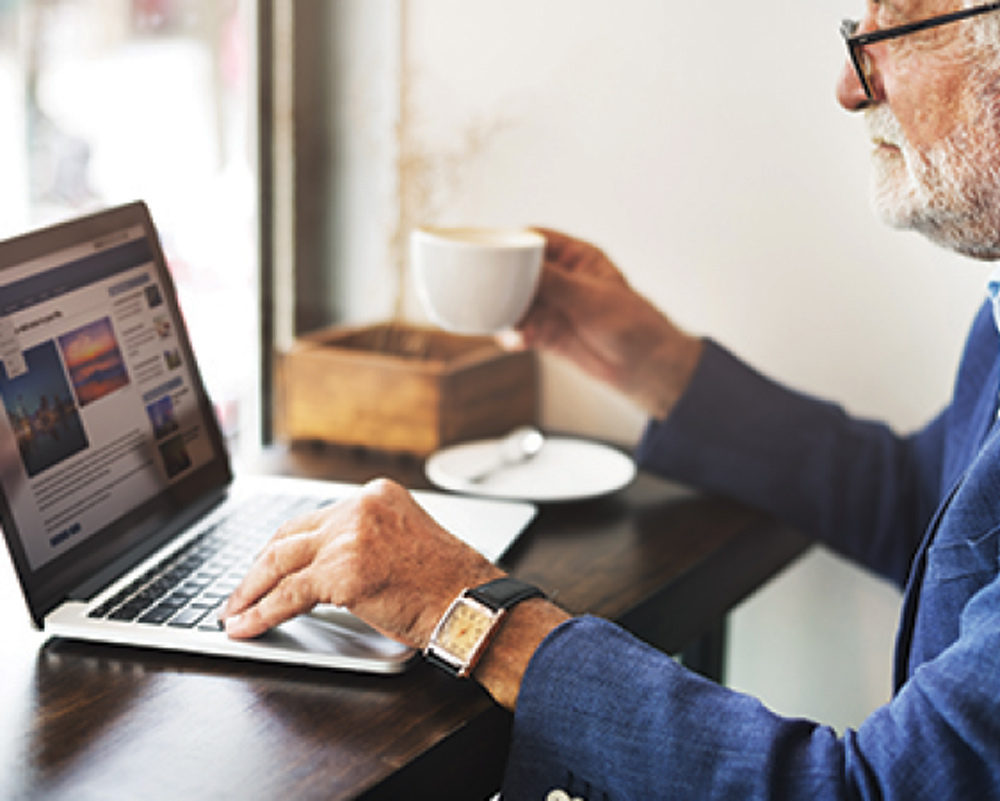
{"left": 841, "top": 3, "right": 1000, "bottom": 101}
{"left": 841, "top": 20, "right": 875, "bottom": 98}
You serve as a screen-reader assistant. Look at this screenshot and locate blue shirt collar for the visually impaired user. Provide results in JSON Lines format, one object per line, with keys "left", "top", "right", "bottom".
{"left": 989, "top": 264, "right": 1000, "bottom": 334}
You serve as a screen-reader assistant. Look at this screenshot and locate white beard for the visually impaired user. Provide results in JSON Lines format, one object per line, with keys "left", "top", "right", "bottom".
{"left": 865, "top": 103, "right": 1000, "bottom": 260}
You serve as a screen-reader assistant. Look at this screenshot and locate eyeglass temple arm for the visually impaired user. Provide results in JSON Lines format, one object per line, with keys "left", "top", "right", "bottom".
{"left": 846, "top": 1, "right": 1000, "bottom": 46}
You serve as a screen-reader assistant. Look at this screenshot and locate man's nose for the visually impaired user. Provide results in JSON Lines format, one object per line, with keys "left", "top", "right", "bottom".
{"left": 836, "top": 57, "right": 873, "bottom": 112}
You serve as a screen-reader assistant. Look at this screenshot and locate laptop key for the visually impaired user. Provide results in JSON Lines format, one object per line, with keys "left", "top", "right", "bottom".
{"left": 197, "top": 609, "right": 224, "bottom": 631}
{"left": 137, "top": 604, "right": 178, "bottom": 625}
{"left": 168, "top": 607, "right": 209, "bottom": 628}
{"left": 109, "top": 600, "right": 152, "bottom": 621}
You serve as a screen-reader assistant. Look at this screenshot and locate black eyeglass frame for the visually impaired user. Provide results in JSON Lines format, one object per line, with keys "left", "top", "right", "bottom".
{"left": 841, "top": 2, "right": 1000, "bottom": 99}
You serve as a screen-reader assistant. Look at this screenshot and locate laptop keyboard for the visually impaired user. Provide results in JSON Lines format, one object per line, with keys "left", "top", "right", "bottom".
{"left": 87, "top": 493, "right": 332, "bottom": 631}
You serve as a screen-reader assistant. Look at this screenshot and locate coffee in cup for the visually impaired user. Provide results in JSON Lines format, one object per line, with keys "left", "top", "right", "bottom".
{"left": 410, "top": 226, "right": 544, "bottom": 335}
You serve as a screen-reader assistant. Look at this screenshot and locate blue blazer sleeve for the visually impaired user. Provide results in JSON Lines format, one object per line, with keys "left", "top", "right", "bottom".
{"left": 503, "top": 604, "right": 1000, "bottom": 799}
{"left": 635, "top": 338, "right": 946, "bottom": 588}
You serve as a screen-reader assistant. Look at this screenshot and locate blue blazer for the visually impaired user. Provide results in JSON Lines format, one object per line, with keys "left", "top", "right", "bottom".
{"left": 502, "top": 301, "right": 1000, "bottom": 799}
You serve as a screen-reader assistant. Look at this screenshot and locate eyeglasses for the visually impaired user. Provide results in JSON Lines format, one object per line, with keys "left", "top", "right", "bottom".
{"left": 841, "top": 2, "right": 1000, "bottom": 100}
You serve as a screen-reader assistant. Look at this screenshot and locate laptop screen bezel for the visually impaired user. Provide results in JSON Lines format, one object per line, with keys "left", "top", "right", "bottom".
{"left": 0, "top": 201, "right": 234, "bottom": 627}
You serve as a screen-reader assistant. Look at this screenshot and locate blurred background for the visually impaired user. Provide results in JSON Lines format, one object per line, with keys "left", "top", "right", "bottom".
{"left": 0, "top": 0, "right": 256, "bottom": 451}
{"left": 2, "top": 0, "right": 990, "bottom": 734}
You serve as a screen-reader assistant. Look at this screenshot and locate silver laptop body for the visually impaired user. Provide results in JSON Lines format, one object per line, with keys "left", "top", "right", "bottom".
{"left": 0, "top": 202, "right": 535, "bottom": 674}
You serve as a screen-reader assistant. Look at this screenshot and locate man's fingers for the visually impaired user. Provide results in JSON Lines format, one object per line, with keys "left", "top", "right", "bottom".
{"left": 534, "top": 227, "right": 625, "bottom": 282}
{"left": 221, "top": 533, "right": 316, "bottom": 622}
{"left": 271, "top": 506, "right": 330, "bottom": 541}
{"left": 223, "top": 573, "right": 319, "bottom": 639}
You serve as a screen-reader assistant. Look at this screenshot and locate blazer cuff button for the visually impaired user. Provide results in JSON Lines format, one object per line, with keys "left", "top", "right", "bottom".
{"left": 546, "top": 790, "right": 581, "bottom": 801}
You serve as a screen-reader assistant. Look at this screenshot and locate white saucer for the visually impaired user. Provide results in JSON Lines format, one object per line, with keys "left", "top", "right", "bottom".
{"left": 425, "top": 435, "right": 636, "bottom": 503}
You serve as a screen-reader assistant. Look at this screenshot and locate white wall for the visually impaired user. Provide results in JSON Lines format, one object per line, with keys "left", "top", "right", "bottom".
{"left": 399, "top": 0, "right": 991, "bottom": 440}
{"left": 330, "top": 0, "right": 993, "bottom": 731}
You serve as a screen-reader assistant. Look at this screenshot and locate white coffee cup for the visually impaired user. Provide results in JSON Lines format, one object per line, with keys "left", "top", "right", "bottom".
{"left": 411, "top": 226, "right": 545, "bottom": 335}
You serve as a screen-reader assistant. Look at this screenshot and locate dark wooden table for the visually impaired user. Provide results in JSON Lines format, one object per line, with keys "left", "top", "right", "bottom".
{"left": 0, "top": 443, "right": 809, "bottom": 800}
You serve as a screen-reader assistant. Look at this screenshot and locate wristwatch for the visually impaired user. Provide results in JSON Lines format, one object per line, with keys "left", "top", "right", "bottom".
{"left": 424, "top": 577, "right": 545, "bottom": 678}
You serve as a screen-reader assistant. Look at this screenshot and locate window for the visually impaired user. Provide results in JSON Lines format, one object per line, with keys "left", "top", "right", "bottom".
{"left": 0, "top": 0, "right": 258, "bottom": 457}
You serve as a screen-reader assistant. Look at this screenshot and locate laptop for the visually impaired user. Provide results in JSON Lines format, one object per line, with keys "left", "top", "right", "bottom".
{"left": 0, "top": 201, "right": 536, "bottom": 674}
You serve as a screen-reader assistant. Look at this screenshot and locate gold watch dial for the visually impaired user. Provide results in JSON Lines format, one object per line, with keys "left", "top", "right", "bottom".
{"left": 436, "top": 598, "right": 496, "bottom": 661}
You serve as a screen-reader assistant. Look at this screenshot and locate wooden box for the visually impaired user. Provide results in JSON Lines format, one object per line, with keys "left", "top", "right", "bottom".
{"left": 276, "top": 323, "right": 538, "bottom": 456}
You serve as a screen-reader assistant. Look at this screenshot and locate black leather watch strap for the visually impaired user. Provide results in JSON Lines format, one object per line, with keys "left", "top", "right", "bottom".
{"left": 467, "top": 577, "right": 545, "bottom": 611}
{"left": 424, "top": 647, "right": 461, "bottom": 675}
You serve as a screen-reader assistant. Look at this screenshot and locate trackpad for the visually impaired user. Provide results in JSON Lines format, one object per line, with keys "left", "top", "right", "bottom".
{"left": 260, "top": 605, "right": 414, "bottom": 661}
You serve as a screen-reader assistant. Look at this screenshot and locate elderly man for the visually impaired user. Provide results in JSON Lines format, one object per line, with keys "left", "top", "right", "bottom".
{"left": 223, "top": 1, "right": 1000, "bottom": 797}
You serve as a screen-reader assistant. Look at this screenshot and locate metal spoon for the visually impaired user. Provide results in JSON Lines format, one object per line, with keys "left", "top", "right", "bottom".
{"left": 466, "top": 426, "right": 545, "bottom": 484}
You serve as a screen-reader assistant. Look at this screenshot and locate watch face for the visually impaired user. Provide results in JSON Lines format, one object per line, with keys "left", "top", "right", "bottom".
{"left": 436, "top": 598, "right": 496, "bottom": 662}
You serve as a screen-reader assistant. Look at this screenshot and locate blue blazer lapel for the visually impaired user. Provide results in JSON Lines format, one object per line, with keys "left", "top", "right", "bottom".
{"left": 893, "top": 314, "right": 1000, "bottom": 689}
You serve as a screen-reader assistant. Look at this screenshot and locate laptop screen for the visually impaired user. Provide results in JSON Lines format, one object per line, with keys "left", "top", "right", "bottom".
{"left": 0, "top": 202, "right": 232, "bottom": 623}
